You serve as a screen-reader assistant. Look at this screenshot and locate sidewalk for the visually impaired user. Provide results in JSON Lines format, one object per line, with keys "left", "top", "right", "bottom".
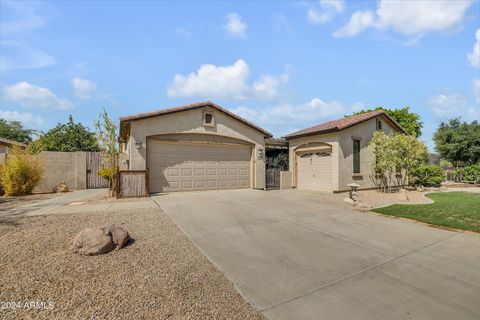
{"left": 0, "top": 189, "right": 107, "bottom": 219}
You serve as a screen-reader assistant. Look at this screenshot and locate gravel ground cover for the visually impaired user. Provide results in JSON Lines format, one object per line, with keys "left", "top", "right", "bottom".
{"left": 0, "top": 193, "right": 64, "bottom": 211}
{"left": 302, "top": 188, "right": 432, "bottom": 210}
{"left": 0, "top": 203, "right": 265, "bottom": 320}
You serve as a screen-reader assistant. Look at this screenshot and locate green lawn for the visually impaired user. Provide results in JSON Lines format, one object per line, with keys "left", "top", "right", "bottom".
{"left": 372, "top": 192, "right": 480, "bottom": 233}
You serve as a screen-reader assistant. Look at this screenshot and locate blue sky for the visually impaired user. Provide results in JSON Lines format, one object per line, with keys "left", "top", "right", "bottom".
{"left": 0, "top": 0, "right": 479, "bottom": 150}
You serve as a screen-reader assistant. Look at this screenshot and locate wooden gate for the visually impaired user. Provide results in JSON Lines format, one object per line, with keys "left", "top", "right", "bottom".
{"left": 265, "top": 169, "right": 280, "bottom": 190}
{"left": 86, "top": 152, "right": 110, "bottom": 189}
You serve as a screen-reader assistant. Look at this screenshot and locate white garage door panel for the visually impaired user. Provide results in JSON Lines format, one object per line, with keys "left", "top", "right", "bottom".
{"left": 297, "top": 152, "right": 332, "bottom": 190}
{"left": 148, "top": 141, "right": 251, "bottom": 193}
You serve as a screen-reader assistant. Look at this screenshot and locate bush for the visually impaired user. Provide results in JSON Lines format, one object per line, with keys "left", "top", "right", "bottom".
{"left": 98, "top": 167, "right": 117, "bottom": 182}
{"left": 0, "top": 146, "right": 44, "bottom": 196}
{"left": 455, "top": 163, "right": 480, "bottom": 183}
{"left": 409, "top": 165, "right": 444, "bottom": 187}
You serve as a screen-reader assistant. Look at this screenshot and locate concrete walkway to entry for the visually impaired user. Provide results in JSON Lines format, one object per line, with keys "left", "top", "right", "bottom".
{"left": 0, "top": 189, "right": 107, "bottom": 219}
{"left": 152, "top": 189, "right": 480, "bottom": 320}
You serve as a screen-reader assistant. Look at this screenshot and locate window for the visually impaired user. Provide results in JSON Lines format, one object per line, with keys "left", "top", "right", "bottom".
{"left": 203, "top": 111, "right": 214, "bottom": 127}
{"left": 376, "top": 119, "right": 382, "bottom": 130}
{"left": 353, "top": 139, "right": 360, "bottom": 173}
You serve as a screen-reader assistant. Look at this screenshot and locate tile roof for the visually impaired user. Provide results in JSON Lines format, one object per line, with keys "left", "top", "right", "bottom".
{"left": 283, "top": 110, "right": 407, "bottom": 139}
{"left": 120, "top": 101, "right": 272, "bottom": 137}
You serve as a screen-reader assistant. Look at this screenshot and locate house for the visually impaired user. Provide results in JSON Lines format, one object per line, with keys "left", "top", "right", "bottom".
{"left": 0, "top": 137, "right": 27, "bottom": 154}
{"left": 119, "top": 101, "right": 272, "bottom": 193}
{"left": 284, "top": 110, "right": 407, "bottom": 192}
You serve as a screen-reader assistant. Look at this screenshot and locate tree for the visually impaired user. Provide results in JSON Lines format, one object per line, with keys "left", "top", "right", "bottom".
{"left": 30, "top": 115, "right": 99, "bottom": 153}
{"left": 94, "top": 109, "right": 119, "bottom": 195}
{"left": 94, "top": 109, "right": 119, "bottom": 162}
{"left": 0, "top": 119, "right": 35, "bottom": 143}
{"left": 370, "top": 131, "right": 428, "bottom": 192}
{"left": 433, "top": 118, "right": 480, "bottom": 166}
{"left": 349, "top": 107, "right": 423, "bottom": 137}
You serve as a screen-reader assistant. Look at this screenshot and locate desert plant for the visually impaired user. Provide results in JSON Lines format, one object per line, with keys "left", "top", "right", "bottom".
{"left": 409, "top": 165, "right": 445, "bottom": 187}
{"left": 98, "top": 167, "right": 117, "bottom": 183}
{"left": 0, "top": 146, "right": 44, "bottom": 196}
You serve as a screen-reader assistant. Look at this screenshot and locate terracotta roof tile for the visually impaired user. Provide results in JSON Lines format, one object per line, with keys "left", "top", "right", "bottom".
{"left": 283, "top": 110, "right": 407, "bottom": 139}
{"left": 120, "top": 101, "right": 272, "bottom": 137}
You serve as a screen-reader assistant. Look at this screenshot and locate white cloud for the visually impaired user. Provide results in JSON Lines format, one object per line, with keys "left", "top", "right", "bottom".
{"left": 307, "top": 9, "right": 331, "bottom": 25}
{"left": 174, "top": 28, "right": 191, "bottom": 37}
{"left": 3, "top": 81, "right": 74, "bottom": 111}
{"left": 167, "top": 59, "right": 250, "bottom": 99}
{"left": 252, "top": 72, "right": 289, "bottom": 100}
{"left": 333, "top": 11, "right": 375, "bottom": 38}
{"left": 429, "top": 94, "right": 467, "bottom": 118}
{"left": 231, "top": 97, "right": 363, "bottom": 135}
{"left": 320, "top": 0, "right": 345, "bottom": 13}
{"left": 468, "top": 29, "right": 480, "bottom": 68}
{"left": 71, "top": 77, "right": 97, "bottom": 99}
{"left": 0, "top": 1, "right": 54, "bottom": 71}
{"left": 334, "top": 0, "right": 472, "bottom": 38}
{"left": 0, "top": 0, "right": 45, "bottom": 34}
{"left": 224, "top": 13, "right": 247, "bottom": 39}
{"left": 0, "top": 41, "right": 55, "bottom": 71}
{"left": 474, "top": 79, "right": 480, "bottom": 103}
{"left": 0, "top": 110, "right": 44, "bottom": 127}
{"left": 308, "top": 0, "right": 345, "bottom": 25}
{"left": 167, "top": 59, "right": 289, "bottom": 100}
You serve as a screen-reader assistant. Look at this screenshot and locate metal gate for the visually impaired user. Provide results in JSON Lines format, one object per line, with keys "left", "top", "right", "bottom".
{"left": 86, "top": 152, "right": 110, "bottom": 189}
{"left": 265, "top": 169, "right": 280, "bottom": 190}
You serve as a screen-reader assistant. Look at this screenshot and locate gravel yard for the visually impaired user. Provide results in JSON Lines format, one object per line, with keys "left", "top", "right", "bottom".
{"left": 305, "top": 188, "right": 432, "bottom": 210}
{"left": 0, "top": 201, "right": 265, "bottom": 319}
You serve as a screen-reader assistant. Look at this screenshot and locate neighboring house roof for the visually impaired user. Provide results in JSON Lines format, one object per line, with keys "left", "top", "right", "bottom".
{"left": 0, "top": 137, "right": 27, "bottom": 148}
{"left": 120, "top": 101, "right": 273, "bottom": 138}
{"left": 283, "top": 110, "right": 407, "bottom": 139}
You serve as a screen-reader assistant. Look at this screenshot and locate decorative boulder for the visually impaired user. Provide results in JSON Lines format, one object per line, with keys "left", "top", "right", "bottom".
{"left": 71, "top": 228, "right": 115, "bottom": 256}
{"left": 53, "top": 183, "right": 69, "bottom": 193}
{"left": 104, "top": 225, "right": 131, "bottom": 250}
{"left": 71, "top": 225, "right": 131, "bottom": 256}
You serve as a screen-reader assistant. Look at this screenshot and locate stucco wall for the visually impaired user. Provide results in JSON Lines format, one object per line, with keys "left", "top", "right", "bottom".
{"left": 335, "top": 117, "right": 395, "bottom": 191}
{"left": 34, "top": 151, "right": 87, "bottom": 193}
{"left": 124, "top": 106, "right": 267, "bottom": 189}
{"left": 288, "top": 115, "right": 398, "bottom": 192}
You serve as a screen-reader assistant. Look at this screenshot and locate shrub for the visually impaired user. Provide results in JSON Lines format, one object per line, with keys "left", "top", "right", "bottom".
{"left": 98, "top": 166, "right": 117, "bottom": 182}
{"left": 0, "top": 146, "right": 44, "bottom": 196}
{"left": 455, "top": 163, "right": 480, "bottom": 183}
{"left": 409, "top": 165, "right": 444, "bottom": 187}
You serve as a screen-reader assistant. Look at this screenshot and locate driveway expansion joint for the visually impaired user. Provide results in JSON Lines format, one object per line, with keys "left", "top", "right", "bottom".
{"left": 259, "top": 232, "right": 460, "bottom": 313}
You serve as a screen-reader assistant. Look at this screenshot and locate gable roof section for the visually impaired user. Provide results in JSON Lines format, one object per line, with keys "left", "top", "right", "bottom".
{"left": 283, "top": 110, "right": 407, "bottom": 139}
{"left": 120, "top": 101, "right": 272, "bottom": 138}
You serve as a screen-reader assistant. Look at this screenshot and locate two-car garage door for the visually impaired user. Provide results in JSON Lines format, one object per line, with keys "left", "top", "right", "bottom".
{"left": 147, "top": 140, "right": 252, "bottom": 193}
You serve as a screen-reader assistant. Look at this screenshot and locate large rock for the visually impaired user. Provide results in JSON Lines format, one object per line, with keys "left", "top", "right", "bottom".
{"left": 53, "top": 183, "right": 69, "bottom": 193}
{"left": 105, "top": 225, "right": 131, "bottom": 250}
{"left": 71, "top": 228, "right": 115, "bottom": 256}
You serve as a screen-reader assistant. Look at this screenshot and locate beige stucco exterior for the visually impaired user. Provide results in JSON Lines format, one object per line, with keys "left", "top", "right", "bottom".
{"left": 288, "top": 114, "right": 398, "bottom": 192}
{"left": 123, "top": 106, "right": 267, "bottom": 189}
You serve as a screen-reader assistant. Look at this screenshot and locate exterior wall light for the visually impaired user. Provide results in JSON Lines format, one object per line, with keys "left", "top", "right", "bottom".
{"left": 258, "top": 148, "right": 264, "bottom": 159}
{"left": 135, "top": 142, "right": 143, "bottom": 149}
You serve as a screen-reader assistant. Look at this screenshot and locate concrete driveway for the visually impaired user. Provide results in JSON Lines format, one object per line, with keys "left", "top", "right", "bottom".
{"left": 152, "top": 189, "right": 480, "bottom": 320}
